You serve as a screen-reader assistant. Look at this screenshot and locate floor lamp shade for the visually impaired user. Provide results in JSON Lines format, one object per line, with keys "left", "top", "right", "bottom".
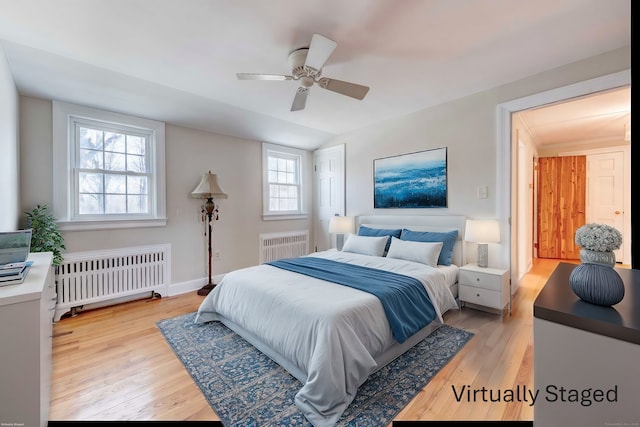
{"left": 192, "top": 171, "right": 227, "bottom": 296}
{"left": 464, "top": 220, "right": 500, "bottom": 268}
{"left": 191, "top": 171, "right": 228, "bottom": 199}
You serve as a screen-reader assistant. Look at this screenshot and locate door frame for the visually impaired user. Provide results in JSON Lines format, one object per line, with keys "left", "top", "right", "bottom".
{"left": 497, "top": 69, "right": 630, "bottom": 288}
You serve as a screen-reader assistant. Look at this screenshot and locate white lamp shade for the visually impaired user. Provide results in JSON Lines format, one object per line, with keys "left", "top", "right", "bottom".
{"left": 464, "top": 220, "right": 500, "bottom": 244}
{"left": 191, "top": 171, "right": 227, "bottom": 199}
{"left": 329, "top": 216, "right": 355, "bottom": 234}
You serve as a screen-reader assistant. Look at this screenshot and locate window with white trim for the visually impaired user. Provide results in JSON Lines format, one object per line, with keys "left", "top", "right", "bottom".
{"left": 53, "top": 101, "right": 166, "bottom": 230}
{"left": 262, "top": 142, "right": 307, "bottom": 219}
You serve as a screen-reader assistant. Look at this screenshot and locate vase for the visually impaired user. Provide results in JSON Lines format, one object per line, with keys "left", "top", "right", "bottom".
{"left": 569, "top": 249, "right": 625, "bottom": 306}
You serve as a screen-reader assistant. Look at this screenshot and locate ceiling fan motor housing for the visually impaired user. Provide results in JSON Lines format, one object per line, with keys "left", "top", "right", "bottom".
{"left": 288, "top": 48, "right": 321, "bottom": 79}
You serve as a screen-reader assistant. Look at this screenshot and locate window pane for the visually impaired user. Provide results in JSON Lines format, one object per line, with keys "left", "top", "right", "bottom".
{"left": 268, "top": 157, "right": 277, "bottom": 171}
{"left": 79, "top": 193, "right": 103, "bottom": 215}
{"left": 128, "top": 176, "right": 147, "bottom": 194}
{"left": 289, "top": 186, "right": 297, "bottom": 198}
{"left": 104, "top": 132, "right": 126, "bottom": 153}
{"left": 127, "top": 135, "right": 145, "bottom": 155}
{"left": 78, "top": 172, "right": 103, "bottom": 193}
{"left": 287, "top": 199, "right": 297, "bottom": 211}
{"left": 286, "top": 159, "right": 295, "bottom": 173}
{"left": 269, "top": 184, "right": 279, "bottom": 196}
{"left": 286, "top": 171, "right": 295, "bottom": 184}
{"left": 268, "top": 171, "right": 277, "bottom": 183}
{"left": 79, "top": 149, "right": 103, "bottom": 169}
{"left": 79, "top": 127, "right": 103, "bottom": 150}
{"left": 105, "top": 174, "right": 126, "bottom": 194}
{"left": 277, "top": 171, "right": 287, "bottom": 183}
{"left": 127, "top": 195, "right": 148, "bottom": 213}
{"left": 105, "top": 195, "right": 127, "bottom": 214}
{"left": 126, "top": 154, "right": 147, "bottom": 173}
{"left": 277, "top": 158, "right": 286, "bottom": 171}
{"left": 104, "top": 152, "right": 126, "bottom": 171}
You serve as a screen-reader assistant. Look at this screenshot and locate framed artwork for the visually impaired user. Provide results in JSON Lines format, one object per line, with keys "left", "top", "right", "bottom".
{"left": 374, "top": 147, "right": 447, "bottom": 208}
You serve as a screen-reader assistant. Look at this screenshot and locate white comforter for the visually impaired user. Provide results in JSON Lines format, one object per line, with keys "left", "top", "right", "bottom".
{"left": 195, "top": 250, "right": 458, "bottom": 426}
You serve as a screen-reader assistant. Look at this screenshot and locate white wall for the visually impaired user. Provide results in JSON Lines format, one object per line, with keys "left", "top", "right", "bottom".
{"left": 0, "top": 43, "right": 19, "bottom": 231}
{"left": 19, "top": 96, "right": 313, "bottom": 288}
{"left": 318, "top": 46, "right": 630, "bottom": 271}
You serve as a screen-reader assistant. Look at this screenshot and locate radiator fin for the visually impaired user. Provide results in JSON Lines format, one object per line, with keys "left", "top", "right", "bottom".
{"left": 54, "top": 244, "right": 170, "bottom": 321}
{"left": 259, "top": 231, "right": 309, "bottom": 264}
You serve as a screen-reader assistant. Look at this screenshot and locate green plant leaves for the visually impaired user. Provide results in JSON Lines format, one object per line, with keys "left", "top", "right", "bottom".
{"left": 24, "top": 204, "right": 66, "bottom": 265}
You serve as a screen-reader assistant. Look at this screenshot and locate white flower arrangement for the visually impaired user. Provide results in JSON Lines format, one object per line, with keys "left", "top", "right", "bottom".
{"left": 574, "top": 223, "right": 622, "bottom": 252}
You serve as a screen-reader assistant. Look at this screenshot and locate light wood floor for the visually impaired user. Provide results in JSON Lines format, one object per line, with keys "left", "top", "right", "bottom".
{"left": 49, "top": 258, "right": 577, "bottom": 422}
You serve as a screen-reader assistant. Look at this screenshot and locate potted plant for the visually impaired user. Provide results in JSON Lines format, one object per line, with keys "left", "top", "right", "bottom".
{"left": 24, "top": 204, "right": 66, "bottom": 266}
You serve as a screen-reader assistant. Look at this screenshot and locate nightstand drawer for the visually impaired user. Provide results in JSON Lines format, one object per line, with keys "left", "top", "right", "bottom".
{"left": 459, "top": 285, "right": 506, "bottom": 309}
{"left": 458, "top": 269, "right": 504, "bottom": 291}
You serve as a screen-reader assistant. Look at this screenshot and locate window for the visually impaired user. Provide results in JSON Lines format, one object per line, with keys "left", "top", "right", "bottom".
{"left": 53, "top": 101, "right": 166, "bottom": 230}
{"left": 262, "top": 142, "right": 308, "bottom": 219}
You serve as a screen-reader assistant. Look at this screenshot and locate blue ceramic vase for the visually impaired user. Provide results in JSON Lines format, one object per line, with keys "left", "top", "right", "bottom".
{"left": 569, "top": 249, "right": 624, "bottom": 306}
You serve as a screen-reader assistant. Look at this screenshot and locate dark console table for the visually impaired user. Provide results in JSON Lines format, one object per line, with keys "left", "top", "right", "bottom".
{"left": 533, "top": 262, "right": 639, "bottom": 426}
{"left": 534, "top": 262, "right": 640, "bottom": 345}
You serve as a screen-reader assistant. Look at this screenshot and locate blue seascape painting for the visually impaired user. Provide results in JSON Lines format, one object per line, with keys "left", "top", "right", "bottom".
{"left": 374, "top": 147, "right": 447, "bottom": 208}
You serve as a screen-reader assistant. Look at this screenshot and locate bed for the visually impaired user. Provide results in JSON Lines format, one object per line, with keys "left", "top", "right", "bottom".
{"left": 195, "top": 215, "right": 466, "bottom": 426}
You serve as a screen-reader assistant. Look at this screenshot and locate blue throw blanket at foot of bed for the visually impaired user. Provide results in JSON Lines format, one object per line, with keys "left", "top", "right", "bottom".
{"left": 267, "top": 256, "right": 436, "bottom": 343}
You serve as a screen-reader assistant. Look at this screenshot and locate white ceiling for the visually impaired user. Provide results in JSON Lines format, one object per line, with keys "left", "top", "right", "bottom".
{"left": 518, "top": 86, "right": 631, "bottom": 149}
{"left": 0, "top": 0, "right": 631, "bottom": 150}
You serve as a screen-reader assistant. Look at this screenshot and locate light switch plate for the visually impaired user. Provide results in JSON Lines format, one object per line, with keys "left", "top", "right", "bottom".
{"left": 477, "top": 186, "right": 488, "bottom": 199}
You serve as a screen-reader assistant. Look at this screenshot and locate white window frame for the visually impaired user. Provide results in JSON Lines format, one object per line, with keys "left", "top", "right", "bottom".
{"left": 53, "top": 101, "right": 167, "bottom": 230}
{"left": 262, "top": 142, "right": 308, "bottom": 220}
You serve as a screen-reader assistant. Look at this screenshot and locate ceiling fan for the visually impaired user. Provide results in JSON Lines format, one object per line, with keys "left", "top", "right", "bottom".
{"left": 237, "top": 33, "right": 370, "bottom": 111}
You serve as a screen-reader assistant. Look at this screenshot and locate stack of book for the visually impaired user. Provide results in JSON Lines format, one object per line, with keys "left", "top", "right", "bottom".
{"left": 0, "top": 261, "right": 33, "bottom": 286}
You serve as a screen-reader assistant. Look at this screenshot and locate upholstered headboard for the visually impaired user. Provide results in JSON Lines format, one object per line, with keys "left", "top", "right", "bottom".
{"left": 356, "top": 215, "right": 466, "bottom": 266}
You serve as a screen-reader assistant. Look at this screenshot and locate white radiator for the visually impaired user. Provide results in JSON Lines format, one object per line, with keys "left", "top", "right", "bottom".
{"left": 259, "top": 230, "right": 309, "bottom": 264}
{"left": 54, "top": 244, "right": 170, "bottom": 321}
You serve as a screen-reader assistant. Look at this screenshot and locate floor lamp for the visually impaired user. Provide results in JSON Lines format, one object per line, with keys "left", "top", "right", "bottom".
{"left": 192, "top": 171, "right": 227, "bottom": 296}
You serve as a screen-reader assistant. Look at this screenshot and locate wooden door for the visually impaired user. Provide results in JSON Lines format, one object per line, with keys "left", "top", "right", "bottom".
{"left": 537, "top": 156, "right": 586, "bottom": 259}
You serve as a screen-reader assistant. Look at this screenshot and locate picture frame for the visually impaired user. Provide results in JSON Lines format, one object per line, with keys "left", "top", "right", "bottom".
{"left": 374, "top": 147, "right": 447, "bottom": 208}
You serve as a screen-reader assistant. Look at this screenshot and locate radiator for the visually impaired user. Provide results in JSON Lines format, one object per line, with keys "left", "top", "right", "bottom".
{"left": 54, "top": 244, "right": 170, "bottom": 321}
{"left": 259, "top": 230, "right": 309, "bottom": 264}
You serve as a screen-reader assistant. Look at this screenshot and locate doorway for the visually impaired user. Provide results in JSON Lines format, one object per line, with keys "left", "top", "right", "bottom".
{"left": 514, "top": 87, "right": 630, "bottom": 270}
{"left": 496, "top": 69, "right": 631, "bottom": 288}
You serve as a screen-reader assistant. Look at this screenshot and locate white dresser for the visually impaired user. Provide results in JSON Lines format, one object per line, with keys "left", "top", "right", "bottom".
{"left": 458, "top": 263, "right": 510, "bottom": 315}
{"left": 0, "top": 252, "right": 55, "bottom": 427}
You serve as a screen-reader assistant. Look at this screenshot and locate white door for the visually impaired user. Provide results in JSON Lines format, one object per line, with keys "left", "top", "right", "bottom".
{"left": 586, "top": 151, "right": 625, "bottom": 262}
{"left": 313, "top": 144, "right": 345, "bottom": 251}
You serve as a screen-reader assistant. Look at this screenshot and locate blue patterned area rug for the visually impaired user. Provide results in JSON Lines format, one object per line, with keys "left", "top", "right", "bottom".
{"left": 157, "top": 312, "right": 473, "bottom": 426}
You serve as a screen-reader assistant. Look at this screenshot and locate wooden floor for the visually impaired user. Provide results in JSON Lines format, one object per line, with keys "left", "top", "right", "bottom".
{"left": 49, "top": 258, "right": 582, "bottom": 422}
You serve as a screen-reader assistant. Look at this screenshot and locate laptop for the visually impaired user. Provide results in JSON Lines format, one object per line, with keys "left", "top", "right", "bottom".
{"left": 0, "top": 229, "right": 33, "bottom": 266}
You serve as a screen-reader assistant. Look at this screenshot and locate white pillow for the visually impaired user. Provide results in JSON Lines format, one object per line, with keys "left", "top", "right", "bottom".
{"left": 386, "top": 237, "right": 443, "bottom": 267}
{"left": 341, "top": 234, "right": 388, "bottom": 257}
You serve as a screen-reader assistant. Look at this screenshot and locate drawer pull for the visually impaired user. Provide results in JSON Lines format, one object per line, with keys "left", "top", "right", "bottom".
{"left": 476, "top": 278, "right": 480, "bottom": 282}
{"left": 477, "top": 293, "right": 480, "bottom": 297}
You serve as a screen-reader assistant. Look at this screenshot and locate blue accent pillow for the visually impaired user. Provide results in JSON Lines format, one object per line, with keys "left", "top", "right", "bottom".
{"left": 400, "top": 228, "right": 458, "bottom": 266}
{"left": 358, "top": 225, "right": 402, "bottom": 253}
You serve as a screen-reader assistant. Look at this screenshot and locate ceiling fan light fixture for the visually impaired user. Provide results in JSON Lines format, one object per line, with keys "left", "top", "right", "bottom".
{"left": 300, "top": 76, "right": 314, "bottom": 88}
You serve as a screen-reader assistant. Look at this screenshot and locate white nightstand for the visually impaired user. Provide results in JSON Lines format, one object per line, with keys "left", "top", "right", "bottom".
{"left": 458, "top": 263, "right": 510, "bottom": 316}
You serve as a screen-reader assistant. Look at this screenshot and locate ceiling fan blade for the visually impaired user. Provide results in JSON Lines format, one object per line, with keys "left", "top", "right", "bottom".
{"left": 237, "top": 73, "right": 292, "bottom": 81}
{"left": 291, "top": 87, "right": 309, "bottom": 111}
{"left": 317, "top": 78, "right": 369, "bottom": 100}
{"left": 304, "top": 34, "right": 337, "bottom": 72}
